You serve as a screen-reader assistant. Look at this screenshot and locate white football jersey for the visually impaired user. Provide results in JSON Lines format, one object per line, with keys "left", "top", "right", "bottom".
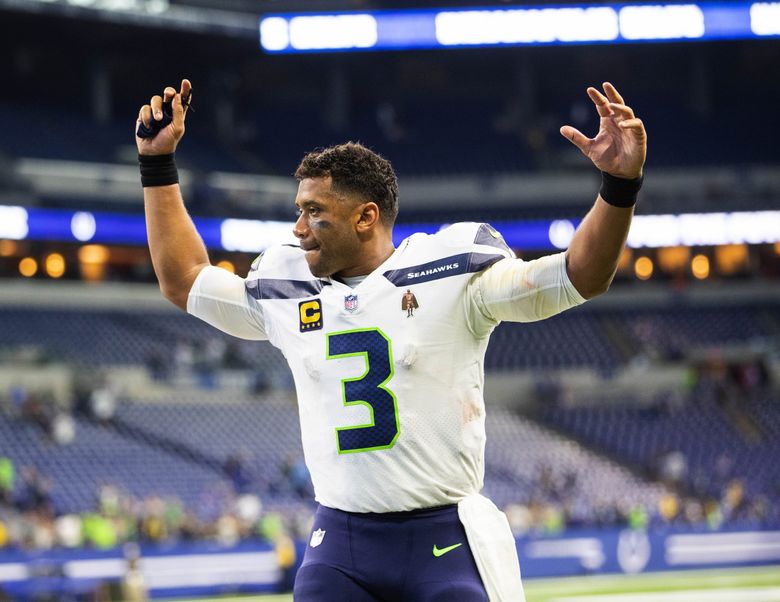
{"left": 188, "top": 222, "right": 585, "bottom": 512}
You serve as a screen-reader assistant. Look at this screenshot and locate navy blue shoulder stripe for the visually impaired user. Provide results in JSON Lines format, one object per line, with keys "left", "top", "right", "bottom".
{"left": 383, "top": 252, "right": 506, "bottom": 286}
{"left": 246, "top": 278, "right": 326, "bottom": 300}
{"left": 474, "top": 223, "right": 514, "bottom": 257}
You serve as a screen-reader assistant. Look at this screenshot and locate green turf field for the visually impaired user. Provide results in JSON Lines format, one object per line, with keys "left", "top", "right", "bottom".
{"left": 166, "top": 565, "right": 780, "bottom": 601}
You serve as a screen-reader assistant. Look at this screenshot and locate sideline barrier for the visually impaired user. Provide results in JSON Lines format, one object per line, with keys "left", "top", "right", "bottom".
{"left": 1, "top": 528, "right": 778, "bottom": 598}
{"left": 0, "top": 541, "right": 280, "bottom": 599}
{"left": 518, "top": 527, "right": 780, "bottom": 578}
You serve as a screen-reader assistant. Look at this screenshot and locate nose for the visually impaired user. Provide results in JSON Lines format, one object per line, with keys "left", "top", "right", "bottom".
{"left": 293, "top": 212, "right": 308, "bottom": 239}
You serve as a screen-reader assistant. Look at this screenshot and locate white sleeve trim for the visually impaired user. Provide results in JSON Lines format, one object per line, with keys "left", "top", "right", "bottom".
{"left": 187, "top": 265, "right": 268, "bottom": 341}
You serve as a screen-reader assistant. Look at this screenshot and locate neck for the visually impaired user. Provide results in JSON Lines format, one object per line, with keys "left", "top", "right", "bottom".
{"left": 337, "top": 236, "right": 395, "bottom": 278}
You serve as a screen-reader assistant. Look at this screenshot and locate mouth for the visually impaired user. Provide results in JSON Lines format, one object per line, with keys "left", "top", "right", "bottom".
{"left": 301, "top": 243, "right": 320, "bottom": 254}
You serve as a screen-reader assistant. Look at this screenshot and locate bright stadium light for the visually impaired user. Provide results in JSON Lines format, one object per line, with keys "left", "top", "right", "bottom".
{"left": 78, "top": 244, "right": 109, "bottom": 264}
{"left": 0, "top": 240, "right": 17, "bottom": 256}
{"left": 45, "top": 253, "right": 66, "bottom": 279}
{"left": 288, "top": 14, "right": 378, "bottom": 50}
{"left": 627, "top": 211, "right": 780, "bottom": 248}
{"left": 619, "top": 4, "right": 705, "bottom": 40}
{"left": 750, "top": 2, "right": 780, "bottom": 35}
{"left": 71, "top": 211, "right": 97, "bottom": 242}
{"left": 691, "top": 254, "right": 710, "bottom": 279}
{"left": 0, "top": 206, "right": 29, "bottom": 240}
{"left": 7, "top": 205, "right": 780, "bottom": 251}
{"left": 28, "top": 0, "right": 170, "bottom": 12}
{"left": 625, "top": 214, "right": 681, "bottom": 248}
{"left": 634, "top": 256, "right": 654, "bottom": 280}
{"left": 548, "top": 219, "right": 576, "bottom": 249}
{"left": 435, "top": 7, "right": 618, "bottom": 46}
{"left": 678, "top": 212, "right": 730, "bottom": 246}
{"left": 18, "top": 257, "right": 38, "bottom": 278}
{"left": 220, "top": 219, "right": 297, "bottom": 252}
{"left": 260, "top": 16, "right": 290, "bottom": 51}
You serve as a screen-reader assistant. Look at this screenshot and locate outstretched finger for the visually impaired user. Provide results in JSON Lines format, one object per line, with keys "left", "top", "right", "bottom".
{"left": 587, "top": 86, "right": 612, "bottom": 118}
{"left": 180, "top": 79, "right": 193, "bottom": 113}
{"left": 163, "top": 86, "right": 176, "bottom": 103}
{"left": 603, "top": 82, "right": 625, "bottom": 105}
{"left": 172, "top": 92, "right": 185, "bottom": 127}
{"left": 609, "top": 102, "right": 635, "bottom": 120}
{"left": 138, "top": 105, "right": 152, "bottom": 129}
{"left": 560, "top": 125, "right": 592, "bottom": 154}
{"left": 150, "top": 95, "right": 164, "bottom": 121}
{"left": 172, "top": 92, "right": 191, "bottom": 131}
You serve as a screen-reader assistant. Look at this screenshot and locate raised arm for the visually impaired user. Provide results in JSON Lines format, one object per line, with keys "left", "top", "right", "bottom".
{"left": 560, "top": 82, "right": 647, "bottom": 299}
{"left": 135, "top": 79, "right": 210, "bottom": 310}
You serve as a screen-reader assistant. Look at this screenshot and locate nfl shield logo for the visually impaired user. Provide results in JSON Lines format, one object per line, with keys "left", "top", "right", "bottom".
{"left": 344, "top": 294, "right": 358, "bottom": 313}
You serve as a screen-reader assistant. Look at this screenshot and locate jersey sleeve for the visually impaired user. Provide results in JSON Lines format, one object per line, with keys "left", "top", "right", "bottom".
{"left": 468, "top": 251, "right": 587, "bottom": 334}
{"left": 186, "top": 265, "right": 268, "bottom": 341}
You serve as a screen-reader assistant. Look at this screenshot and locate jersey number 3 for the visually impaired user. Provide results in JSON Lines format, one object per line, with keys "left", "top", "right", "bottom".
{"left": 326, "top": 328, "right": 400, "bottom": 454}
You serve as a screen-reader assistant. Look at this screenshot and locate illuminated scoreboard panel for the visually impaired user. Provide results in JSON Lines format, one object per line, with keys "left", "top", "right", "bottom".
{"left": 2, "top": 206, "right": 779, "bottom": 252}
{"left": 259, "top": 2, "right": 780, "bottom": 54}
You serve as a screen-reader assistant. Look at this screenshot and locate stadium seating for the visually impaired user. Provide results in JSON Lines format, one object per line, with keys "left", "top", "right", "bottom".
{"left": 0, "top": 303, "right": 776, "bottom": 373}
{"left": 0, "top": 102, "right": 246, "bottom": 174}
{"left": 0, "top": 306, "right": 287, "bottom": 373}
{"left": 619, "top": 305, "right": 773, "bottom": 358}
{"left": 539, "top": 391, "right": 780, "bottom": 516}
{"left": 484, "top": 407, "right": 663, "bottom": 513}
{"left": 114, "top": 395, "right": 304, "bottom": 498}
{"left": 0, "top": 396, "right": 663, "bottom": 521}
{"left": 0, "top": 412, "right": 230, "bottom": 515}
{"left": 0, "top": 299, "right": 776, "bottom": 529}
{"left": 487, "top": 308, "right": 621, "bottom": 373}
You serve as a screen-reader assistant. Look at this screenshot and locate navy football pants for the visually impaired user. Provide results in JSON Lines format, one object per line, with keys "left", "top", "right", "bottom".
{"left": 294, "top": 504, "right": 489, "bottom": 601}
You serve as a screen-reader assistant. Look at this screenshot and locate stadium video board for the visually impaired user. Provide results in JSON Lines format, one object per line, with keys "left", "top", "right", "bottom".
{"left": 260, "top": 2, "right": 780, "bottom": 53}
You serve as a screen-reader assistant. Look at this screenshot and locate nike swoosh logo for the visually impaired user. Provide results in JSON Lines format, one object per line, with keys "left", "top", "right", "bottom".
{"left": 433, "top": 543, "right": 463, "bottom": 557}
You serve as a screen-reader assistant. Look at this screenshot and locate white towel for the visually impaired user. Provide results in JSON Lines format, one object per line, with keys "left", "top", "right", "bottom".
{"left": 458, "top": 493, "right": 526, "bottom": 602}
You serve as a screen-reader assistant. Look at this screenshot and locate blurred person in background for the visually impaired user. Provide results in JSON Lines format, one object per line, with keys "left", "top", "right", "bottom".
{"left": 136, "top": 77, "right": 646, "bottom": 601}
{"left": 121, "top": 543, "right": 148, "bottom": 602}
{"left": 0, "top": 456, "right": 14, "bottom": 507}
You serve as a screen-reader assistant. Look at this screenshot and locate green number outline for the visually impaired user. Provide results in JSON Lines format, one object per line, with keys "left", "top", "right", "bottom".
{"left": 326, "top": 327, "right": 400, "bottom": 454}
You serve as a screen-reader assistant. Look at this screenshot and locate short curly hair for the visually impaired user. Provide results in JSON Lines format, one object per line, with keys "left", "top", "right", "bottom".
{"left": 294, "top": 142, "right": 399, "bottom": 227}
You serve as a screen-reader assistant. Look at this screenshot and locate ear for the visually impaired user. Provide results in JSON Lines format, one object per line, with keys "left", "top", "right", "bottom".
{"left": 355, "top": 202, "right": 381, "bottom": 232}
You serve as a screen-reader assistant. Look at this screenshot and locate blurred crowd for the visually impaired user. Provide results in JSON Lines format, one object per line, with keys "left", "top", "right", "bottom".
{"left": 1, "top": 352, "right": 777, "bottom": 552}
{"left": 0, "top": 456, "right": 311, "bottom": 553}
{"left": 502, "top": 467, "right": 776, "bottom": 538}
{"left": 2, "top": 451, "right": 775, "bottom": 555}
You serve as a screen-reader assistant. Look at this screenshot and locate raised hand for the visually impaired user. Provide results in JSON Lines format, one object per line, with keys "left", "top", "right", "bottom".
{"left": 560, "top": 82, "right": 646, "bottom": 180}
{"left": 135, "top": 79, "right": 192, "bottom": 156}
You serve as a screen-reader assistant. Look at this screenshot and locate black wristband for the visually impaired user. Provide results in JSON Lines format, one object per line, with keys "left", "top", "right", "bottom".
{"left": 599, "top": 171, "right": 643, "bottom": 208}
{"left": 139, "top": 153, "right": 179, "bottom": 188}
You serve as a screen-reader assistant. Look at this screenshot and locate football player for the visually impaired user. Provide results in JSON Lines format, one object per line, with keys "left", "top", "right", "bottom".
{"left": 136, "top": 79, "right": 645, "bottom": 601}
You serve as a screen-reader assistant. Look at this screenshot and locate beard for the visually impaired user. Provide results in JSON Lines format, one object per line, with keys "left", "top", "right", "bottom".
{"left": 303, "top": 234, "right": 362, "bottom": 278}
{"left": 304, "top": 247, "right": 338, "bottom": 278}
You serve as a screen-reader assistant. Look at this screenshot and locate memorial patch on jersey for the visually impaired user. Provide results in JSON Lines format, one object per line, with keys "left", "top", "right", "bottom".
{"left": 383, "top": 252, "right": 506, "bottom": 286}
{"left": 401, "top": 289, "right": 419, "bottom": 317}
{"left": 299, "top": 299, "right": 323, "bottom": 332}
